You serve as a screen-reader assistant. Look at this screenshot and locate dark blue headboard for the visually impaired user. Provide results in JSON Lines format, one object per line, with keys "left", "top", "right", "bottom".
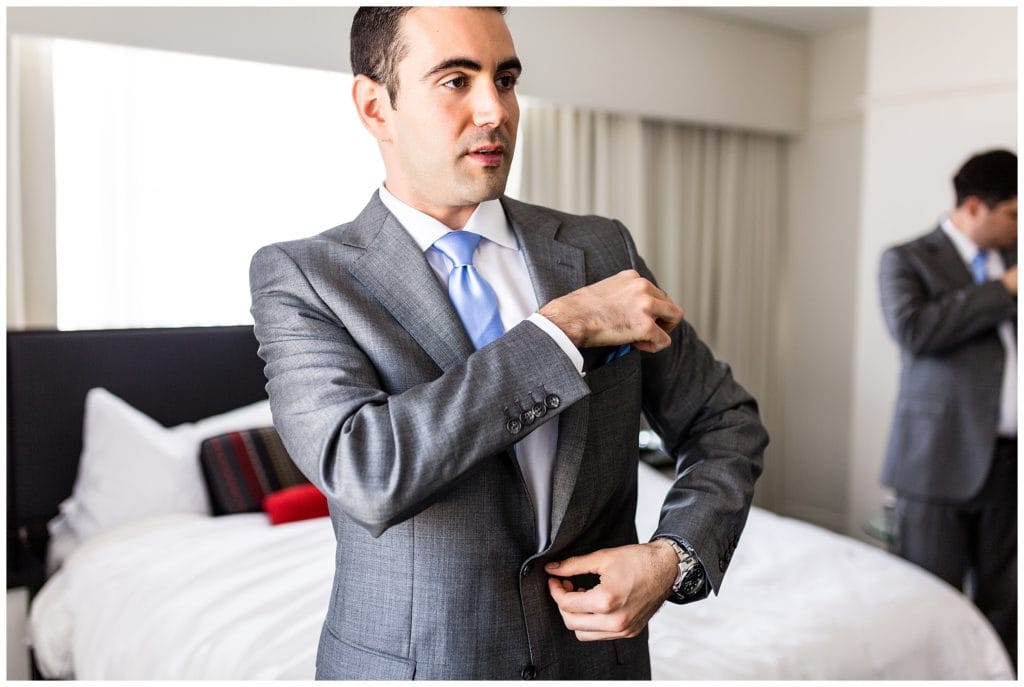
{"left": 6, "top": 325, "right": 268, "bottom": 586}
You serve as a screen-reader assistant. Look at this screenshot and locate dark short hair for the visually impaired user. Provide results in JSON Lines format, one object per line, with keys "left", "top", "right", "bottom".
{"left": 953, "top": 149, "right": 1018, "bottom": 208}
{"left": 350, "top": 7, "right": 507, "bottom": 108}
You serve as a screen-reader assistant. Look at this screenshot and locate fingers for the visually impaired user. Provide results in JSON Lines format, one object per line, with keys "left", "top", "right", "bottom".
{"left": 545, "top": 579, "right": 640, "bottom": 640}
{"left": 540, "top": 269, "right": 685, "bottom": 351}
{"left": 544, "top": 551, "right": 602, "bottom": 578}
{"left": 547, "top": 576, "right": 604, "bottom": 614}
{"left": 621, "top": 275, "right": 683, "bottom": 351}
{"left": 546, "top": 544, "right": 672, "bottom": 643}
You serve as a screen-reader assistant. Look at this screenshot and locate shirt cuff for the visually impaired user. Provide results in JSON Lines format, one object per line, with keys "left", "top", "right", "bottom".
{"left": 526, "top": 312, "right": 584, "bottom": 375}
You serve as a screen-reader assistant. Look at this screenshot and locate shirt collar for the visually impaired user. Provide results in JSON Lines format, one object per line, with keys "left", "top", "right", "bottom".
{"left": 378, "top": 184, "right": 518, "bottom": 253}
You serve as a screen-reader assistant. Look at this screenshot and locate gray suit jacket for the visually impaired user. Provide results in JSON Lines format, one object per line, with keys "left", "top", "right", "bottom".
{"left": 880, "top": 227, "right": 1017, "bottom": 502}
{"left": 249, "top": 193, "right": 767, "bottom": 680}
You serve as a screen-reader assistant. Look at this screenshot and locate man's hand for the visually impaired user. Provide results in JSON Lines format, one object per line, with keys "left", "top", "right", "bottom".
{"left": 1002, "top": 265, "right": 1017, "bottom": 295}
{"left": 544, "top": 541, "right": 678, "bottom": 641}
{"left": 538, "top": 270, "right": 684, "bottom": 353}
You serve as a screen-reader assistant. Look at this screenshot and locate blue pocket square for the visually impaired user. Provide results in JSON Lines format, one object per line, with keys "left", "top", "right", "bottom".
{"left": 603, "top": 344, "right": 631, "bottom": 364}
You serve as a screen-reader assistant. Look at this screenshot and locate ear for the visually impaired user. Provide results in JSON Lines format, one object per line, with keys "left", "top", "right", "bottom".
{"left": 961, "top": 195, "right": 985, "bottom": 219}
{"left": 352, "top": 74, "right": 391, "bottom": 142}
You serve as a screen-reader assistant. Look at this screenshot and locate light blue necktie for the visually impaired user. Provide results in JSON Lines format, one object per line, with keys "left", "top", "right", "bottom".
{"left": 432, "top": 231, "right": 505, "bottom": 349}
{"left": 972, "top": 249, "right": 989, "bottom": 285}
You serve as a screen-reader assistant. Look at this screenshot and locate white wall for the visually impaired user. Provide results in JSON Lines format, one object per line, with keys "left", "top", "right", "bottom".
{"left": 779, "top": 24, "right": 867, "bottom": 532}
{"left": 846, "top": 6, "right": 1017, "bottom": 541}
{"left": 6, "top": 6, "right": 806, "bottom": 135}
{"left": 506, "top": 7, "right": 804, "bottom": 134}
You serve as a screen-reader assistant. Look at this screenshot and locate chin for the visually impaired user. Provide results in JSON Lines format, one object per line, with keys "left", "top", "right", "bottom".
{"left": 464, "top": 178, "right": 509, "bottom": 204}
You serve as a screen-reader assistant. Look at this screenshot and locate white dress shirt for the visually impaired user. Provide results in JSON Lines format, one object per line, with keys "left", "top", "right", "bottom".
{"left": 941, "top": 217, "right": 1017, "bottom": 437}
{"left": 379, "top": 184, "right": 583, "bottom": 550}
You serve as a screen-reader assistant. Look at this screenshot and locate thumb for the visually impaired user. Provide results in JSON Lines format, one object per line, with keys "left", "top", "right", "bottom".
{"left": 545, "top": 551, "right": 602, "bottom": 577}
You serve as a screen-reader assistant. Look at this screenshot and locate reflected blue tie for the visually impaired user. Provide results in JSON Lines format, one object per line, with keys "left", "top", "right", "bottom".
{"left": 432, "top": 231, "right": 505, "bottom": 349}
{"left": 972, "top": 249, "right": 989, "bottom": 285}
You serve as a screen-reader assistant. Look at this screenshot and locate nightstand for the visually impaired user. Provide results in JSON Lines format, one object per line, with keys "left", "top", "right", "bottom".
{"left": 8, "top": 524, "right": 48, "bottom": 680}
{"left": 862, "top": 496, "right": 896, "bottom": 552}
{"left": 7, "top": 587, "right": 30, "bottom": 680}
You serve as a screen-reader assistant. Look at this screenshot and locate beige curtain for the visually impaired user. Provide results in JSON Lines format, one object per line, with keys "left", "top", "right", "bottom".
{"left": 519, "top": 102, "right": 785, "bottom": 510}
{"left": 7, "top": 36, "right": 58, "bottom": 329}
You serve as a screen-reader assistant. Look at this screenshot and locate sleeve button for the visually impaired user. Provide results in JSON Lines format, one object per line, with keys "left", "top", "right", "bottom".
{"left": 545, "top": 394, "right": 561, "bottom": 409}
{"left": 506, "top": 418, "right": 523, "bottom": 435}
{"left": 520, "top": 409, "right": 536, "bottom": 425}
{"left": 532, "top": 401, "right": 547, "bottom": 418}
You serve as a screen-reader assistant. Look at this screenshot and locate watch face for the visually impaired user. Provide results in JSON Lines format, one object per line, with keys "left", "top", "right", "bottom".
{"left": 680, "top": 567, "right": 705, "bottom": 597}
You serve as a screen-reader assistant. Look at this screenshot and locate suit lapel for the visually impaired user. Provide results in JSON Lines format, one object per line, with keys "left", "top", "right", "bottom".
{"left": 1000, "top": 244, "right": 1018, "bottom": 339}
{"left": 345, "top": 194, "right": 473, "bottom": 371}
{"left": 502, "top": 197, "right": 589, "bottom": 548}
{"left": 925, "top": 227, "right": 974, "bottom": 287}
{"left": 502, "top": 197, "right": 585, "bottom": 307}
{"left": 346, "top": 194, "right": 595, "bottom": 548}
{"left": 929, "top": 227, "right": 1018, "bottom": 340}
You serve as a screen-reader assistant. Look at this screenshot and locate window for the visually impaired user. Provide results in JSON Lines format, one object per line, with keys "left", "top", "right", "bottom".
{"left": 52, "top": 39, "right": 524, "bottom": 329}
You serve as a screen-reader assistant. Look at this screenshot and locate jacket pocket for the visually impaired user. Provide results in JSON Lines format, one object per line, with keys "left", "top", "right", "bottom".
{"left": 585, "top": 349, "right": 640, "bottom": 395}
{"left": 316, "top": 626, "right": 416, "bottom": 680}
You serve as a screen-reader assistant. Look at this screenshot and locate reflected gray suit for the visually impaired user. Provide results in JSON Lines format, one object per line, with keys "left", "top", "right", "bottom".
{"left": 880, "top": 226, "right": 1017, "bottom": 665}
{"left": 250, "top": 193, "right": 767, "bottom": 680}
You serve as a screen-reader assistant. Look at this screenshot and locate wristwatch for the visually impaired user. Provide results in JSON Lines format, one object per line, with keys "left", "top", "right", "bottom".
{"left": 660, "top": 538, "right": 706, "bottom": 603}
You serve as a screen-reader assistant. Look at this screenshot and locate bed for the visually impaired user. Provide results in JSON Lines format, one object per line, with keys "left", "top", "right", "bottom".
{"left": 8, "top": 326, "right": 1014, "bottom": 680}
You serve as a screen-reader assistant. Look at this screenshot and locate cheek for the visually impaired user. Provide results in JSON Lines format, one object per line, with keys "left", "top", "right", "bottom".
{"left": 507, "top": 98, "right": 520, "bottom": 126}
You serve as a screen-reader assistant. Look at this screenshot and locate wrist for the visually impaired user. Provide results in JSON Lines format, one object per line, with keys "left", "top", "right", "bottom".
{"left": 539, "top": 299, "right": 584, "bottom": 347}
{"left": 654, "top": 537, "right": 707, "bottom": 604}
{"left": 649, "top": 539, "right": 681, "bottom": 594}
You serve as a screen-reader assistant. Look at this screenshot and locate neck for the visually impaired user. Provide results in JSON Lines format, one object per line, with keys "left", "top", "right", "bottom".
{"left": 948, "top": 208, "right": 980, "bottom": 245}
{"left": 382, "top": 181, "right": 479, "bottom": 230}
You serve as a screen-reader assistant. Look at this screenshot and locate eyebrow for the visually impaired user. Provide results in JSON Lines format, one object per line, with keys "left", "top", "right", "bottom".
{"left": 421, "top": 57, "right": 523, "bottom": 81}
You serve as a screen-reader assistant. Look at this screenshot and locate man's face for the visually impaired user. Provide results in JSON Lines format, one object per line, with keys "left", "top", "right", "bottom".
{"left": 379, "top": 8, "right": 521, "bottom": 223}
{"left": 973, "top": 197, "right": 1018, "bottom": 249}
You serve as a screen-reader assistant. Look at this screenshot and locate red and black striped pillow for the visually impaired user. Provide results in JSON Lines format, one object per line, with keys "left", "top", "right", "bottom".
{"left": 199, "top": 427, "right": 309, "bottom": 515}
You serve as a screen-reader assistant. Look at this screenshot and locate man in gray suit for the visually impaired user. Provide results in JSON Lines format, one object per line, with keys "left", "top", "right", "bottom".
{"left": 250, "top": 7, "right": 766, "bottom": 679}
{"left": 880, "top": 149, "right": 1017, "bottom": 668}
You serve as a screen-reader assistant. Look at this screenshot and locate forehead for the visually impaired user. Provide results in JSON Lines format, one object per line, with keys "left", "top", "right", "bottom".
{"left": 398, "top": 7, "right": 517, "bottom": 71}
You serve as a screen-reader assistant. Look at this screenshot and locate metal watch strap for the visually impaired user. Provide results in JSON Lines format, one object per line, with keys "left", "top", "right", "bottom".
{"left": 662, "top": 538, "right": 696, "bottom": 593}
{"left": 657, "top": 537, "right": 707, "bottom": 604}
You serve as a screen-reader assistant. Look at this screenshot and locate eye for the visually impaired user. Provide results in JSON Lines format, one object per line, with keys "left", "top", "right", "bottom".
{"left": 442, "top": 75, "right": 467, "bottom": 90}
{"left": 496, "top": 74, "right": 518, "bottom": 91}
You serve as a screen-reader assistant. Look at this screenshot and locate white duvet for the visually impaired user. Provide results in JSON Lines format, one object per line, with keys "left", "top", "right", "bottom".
{"left": 29, "top": 463, "right": 1013, "bottom": 679}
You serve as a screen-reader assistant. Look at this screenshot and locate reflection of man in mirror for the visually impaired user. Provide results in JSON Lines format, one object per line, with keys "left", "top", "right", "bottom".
{"left": 879, "top": 149, "right": 1017, "bottom": 668}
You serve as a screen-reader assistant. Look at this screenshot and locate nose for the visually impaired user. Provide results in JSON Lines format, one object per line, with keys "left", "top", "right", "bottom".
{"left": 471, "top": 81, "right": 510, "bottom": 130}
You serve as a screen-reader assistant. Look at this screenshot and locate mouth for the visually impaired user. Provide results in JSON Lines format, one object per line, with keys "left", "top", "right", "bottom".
{"left": 466, "top": 145, "right": 506, "bottom": 167}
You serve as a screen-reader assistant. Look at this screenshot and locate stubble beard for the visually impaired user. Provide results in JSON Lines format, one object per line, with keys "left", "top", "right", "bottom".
{"left": 452, "top": 158, "right": 511, "bottom": 206}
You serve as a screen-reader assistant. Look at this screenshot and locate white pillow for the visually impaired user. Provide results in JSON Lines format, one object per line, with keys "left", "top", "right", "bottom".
{"left": 46, "top": 388, "right": 273, "bottom": 572}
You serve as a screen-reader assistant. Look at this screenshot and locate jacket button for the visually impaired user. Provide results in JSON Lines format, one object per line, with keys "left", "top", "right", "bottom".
{"left": 532, "top": 401, "right": 547, "bottom": 418}
{"left": 522, "top": 665, "right": 537, "bottom": 680}
{"left": 520, "top": 409, "right": 536, "bottom": 425}
{"left": 506, "top": 418, "right": 523, "bottom": 435}
{"left": 545, "top": 394, "right": 560, "bottom": 409}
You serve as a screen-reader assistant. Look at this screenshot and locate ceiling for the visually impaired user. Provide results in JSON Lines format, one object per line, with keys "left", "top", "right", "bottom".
{"left": 695, "top": 6, "right": 869, "bottom": 35}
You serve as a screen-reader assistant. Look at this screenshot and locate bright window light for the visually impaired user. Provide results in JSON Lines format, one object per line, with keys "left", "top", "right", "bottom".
{"left": 52, "top": 39, "right": 522, "bottom": 330}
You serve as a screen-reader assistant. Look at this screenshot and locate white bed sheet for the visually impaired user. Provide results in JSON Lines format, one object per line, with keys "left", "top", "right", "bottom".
{"left": 29, "top": 463, "right": 1013, "bottom": 679}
